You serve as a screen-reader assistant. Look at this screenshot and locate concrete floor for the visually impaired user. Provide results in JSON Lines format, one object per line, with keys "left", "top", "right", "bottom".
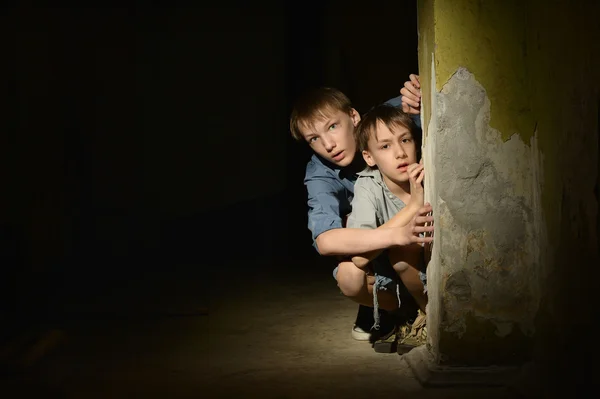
{"left": 0, "top": 258, "right": 520, "bottom": 398}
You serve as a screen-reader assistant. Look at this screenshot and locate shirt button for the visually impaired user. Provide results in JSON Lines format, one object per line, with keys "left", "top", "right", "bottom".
{"left": 388, "top": 195, "right": 393, "bottom": 199}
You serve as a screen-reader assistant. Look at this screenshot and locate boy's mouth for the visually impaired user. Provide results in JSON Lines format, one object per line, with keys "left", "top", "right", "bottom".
{"left": 397, "top": 162, "right": 409, "bottom": 171}
{"left": 332, "top": 151, "right": 345, "bottom": 161}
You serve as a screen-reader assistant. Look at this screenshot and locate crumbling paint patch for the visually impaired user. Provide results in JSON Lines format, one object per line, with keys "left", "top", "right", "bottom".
{"left": 432, "top": 0, "right": 535, "bottom": 142}
{"left": 444, "top": 270, "right": 471, "bottom": 303}
{"left": 434, "top": 68, "right": 545, "bottom": 353}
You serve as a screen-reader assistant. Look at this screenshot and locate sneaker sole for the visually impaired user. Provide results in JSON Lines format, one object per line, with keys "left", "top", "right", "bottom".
{"left": 351, "top": 331, "right": 371, "bottom": 341}
{"left": 396, "top": 342, "right": 417, "bottom": 354}
{"left": 373, "top": 339, "right": 397, "bottom": 353}
{"left": 372, "top": 330, "right": 398, "bottom": 353}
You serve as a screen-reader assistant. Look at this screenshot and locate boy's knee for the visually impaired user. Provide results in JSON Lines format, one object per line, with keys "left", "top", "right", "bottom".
{"left": 336, "top": 261, "right": 367, "bottom": 298}
{"left": 392, "top": 261, "right": 411, "bottom": 273}
{"left": 389, "top": 244, "right": 422, "bottom": 273}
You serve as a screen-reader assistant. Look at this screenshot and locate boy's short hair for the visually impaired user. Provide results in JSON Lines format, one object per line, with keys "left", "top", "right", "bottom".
{"left": 289, "top": 87, "right": 353, "bottom": 141}
{"left": 355, "top": 104, "right": 420, "bottom": 153}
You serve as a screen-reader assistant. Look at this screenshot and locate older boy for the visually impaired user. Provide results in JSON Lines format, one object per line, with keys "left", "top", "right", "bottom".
{"left": 347, "top": 104, "right": 429, "bottom": 350}
{"left": 289, "top": 87, "right": 433, "bottom": 346}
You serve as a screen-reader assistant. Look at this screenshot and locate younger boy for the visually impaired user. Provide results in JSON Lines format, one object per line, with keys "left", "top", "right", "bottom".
{"left": 346, "top": 103, "right": 429, "bottom": 350}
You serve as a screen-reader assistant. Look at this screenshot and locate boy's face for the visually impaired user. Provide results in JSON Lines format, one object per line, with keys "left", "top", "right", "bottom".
{"left": 299, "top": 109, "right": 360, "bottom": 167}
{"left": 362, "top": 121, "right": 417, "bottom": 184}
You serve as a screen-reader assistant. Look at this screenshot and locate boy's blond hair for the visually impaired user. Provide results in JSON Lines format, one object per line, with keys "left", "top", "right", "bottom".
{"left": 289, "top": 87, "right": 353, "bottom": 141}
{"left": 355, "top": 104, "right": 419, "bottom": 153}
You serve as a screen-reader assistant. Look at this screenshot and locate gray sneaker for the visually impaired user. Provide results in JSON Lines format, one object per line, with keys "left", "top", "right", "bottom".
{"left": 397, "top": 310, "right": 427, "bottom": 354}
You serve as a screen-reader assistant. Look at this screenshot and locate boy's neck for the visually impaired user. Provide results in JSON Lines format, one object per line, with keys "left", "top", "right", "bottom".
{"left": 381, "top": 173, "right": 412, "bottom": 203}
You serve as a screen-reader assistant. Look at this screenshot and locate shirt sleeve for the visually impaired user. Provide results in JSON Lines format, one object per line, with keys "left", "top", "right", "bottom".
{"left": 384, "top": 95, "right": 403, "bottom": 108}
{"left": 305, "top": 174, "right": 344, "bottom": 250}
{"left": 346, "top": 181, "right": 379, "bottom": 230}
{"left": 385, "top": 95, "right": 422, "bottom": 129}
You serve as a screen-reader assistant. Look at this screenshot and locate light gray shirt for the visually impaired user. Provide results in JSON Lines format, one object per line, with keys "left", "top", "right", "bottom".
{"left": 346, "top": 168, "right": 407, "bottom": 229}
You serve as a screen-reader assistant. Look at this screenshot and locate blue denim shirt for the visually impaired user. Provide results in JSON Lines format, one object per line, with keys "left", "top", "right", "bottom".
{"left": 304, "top": 96, "right": 421, "bottom": 253}
{"left": 305, "top": 154, "right": 357, "bottom": 251}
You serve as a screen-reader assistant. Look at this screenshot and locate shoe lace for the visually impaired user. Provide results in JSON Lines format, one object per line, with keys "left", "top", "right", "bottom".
{"left": 409, "top": 311, "right": 427, "bottom": 341}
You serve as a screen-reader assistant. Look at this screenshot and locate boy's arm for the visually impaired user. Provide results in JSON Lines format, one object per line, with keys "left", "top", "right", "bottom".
{"left": 315, "top": 226, "right": 416, "bottom": 256}
{"left": 307, "top": 177, "right": 430, "bottom": 256}
{"left": 307, "top": 176, "right": 402, "bottom": 255}
{"left": 315, "top": 224, "right": 430, "bottom": 256}
{"left": 351, "top": 205, "right": 421, "bottom": 268}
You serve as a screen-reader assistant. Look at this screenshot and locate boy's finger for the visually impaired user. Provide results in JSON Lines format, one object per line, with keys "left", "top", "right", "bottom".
{"left": 413, "top": 226, "right": 435, "bottom": 235}
{"left": 408, "top": 107, "right": 421, "bottom": 115}
{"left": 409, "top": 74, "right": 420, "bottom": 88}
{"left": 414, "top": 215, "right": 434, "bottom": 225}
{"left": 416, "top": 170, "right": 425, "bottom": 184}
{"left": 410, "top": 166, "right": 423, "bottom": 180}
{"left": 407, "top": 162, "right": 420, "bottom": 173}
{"left": 400, "top": 87, "right": 421, "bottom": 105}
{"left": 404, "top": 80, "right": 421, "bottom": 97}
{"left": 402, "top": 97, "right": 421, "bottom": 108}
{"left": 412, "top": 164, "right": 424, "bottom": 175}
{"left": 418, "top": 209, "right": 432, "bottom": 218}
{"left": 412, "top": 235, "right": 433, "bottom": 244}
{"left": 420, "top": 203, "right": 433, "bottom": 213}
{"left": 414, "top": 222, "right": 435, "bottom": 231}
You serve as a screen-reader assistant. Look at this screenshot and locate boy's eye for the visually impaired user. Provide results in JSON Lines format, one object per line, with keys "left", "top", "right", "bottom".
{"left": 329, "top": 123, "right": 337, "bottom": 130}
{"left": 309, "top": 137, "right": 318, "bottom": 143}
{"left": 402, "top": 138, "right": 412, "bottom": 143}
{"left": 380, "top": 144, "right": 390, "bottom": 149}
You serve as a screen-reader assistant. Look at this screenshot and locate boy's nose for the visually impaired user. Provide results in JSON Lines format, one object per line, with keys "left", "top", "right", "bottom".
{"left": 323, "top": 138, "right": 336, "bottom": 151}
{"left": 395, "top": 146, "right": 407, "bottom": 158}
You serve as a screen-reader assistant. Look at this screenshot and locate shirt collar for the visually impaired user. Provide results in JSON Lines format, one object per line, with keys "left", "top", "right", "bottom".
{"left": 357, "top": 168, "right": 405, "bottom": 204}
{"left": 313, "top": 154, "right": 364, "bottom": 181}
{"left": 357, "top": 167, "right": 384, "bottom": 184}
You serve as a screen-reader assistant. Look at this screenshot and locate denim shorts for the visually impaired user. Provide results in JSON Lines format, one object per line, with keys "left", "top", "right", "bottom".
{"left": 332, "top": 255, "right": 399, "bottom": 292}
{"left": 333, "top": 251, "right": 401, "bottom": 330}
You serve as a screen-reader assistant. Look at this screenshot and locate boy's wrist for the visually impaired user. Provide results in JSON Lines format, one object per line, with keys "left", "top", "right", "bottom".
{"left": 385, "top": 228, "right": 403, "bottom": 248}
{"left": 388, "top": 225, "right": 412, "bottom": 247}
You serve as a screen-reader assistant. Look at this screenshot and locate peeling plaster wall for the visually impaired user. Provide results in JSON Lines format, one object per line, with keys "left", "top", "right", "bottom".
{"left": 435, "top": 69, "right": 544, "bottom": 365}
{"left": 418, "top": 0, "right": 599, "bottom": 368}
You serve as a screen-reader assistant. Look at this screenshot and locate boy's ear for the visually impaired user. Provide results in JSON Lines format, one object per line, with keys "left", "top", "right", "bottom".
{"left": 350, "top": 108, "right": 361, "bottom": 126}
{"left": 362, "top": 150, "right": 376, "bottom": 167}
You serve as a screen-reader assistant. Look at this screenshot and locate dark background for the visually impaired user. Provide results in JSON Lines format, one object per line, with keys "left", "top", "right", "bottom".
{"left": 0, "top": 3, "right": 417, "bottom": 342}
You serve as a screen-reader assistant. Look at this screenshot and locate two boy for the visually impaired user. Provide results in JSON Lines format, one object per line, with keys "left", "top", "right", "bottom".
{"left": 290, "top": 81, "right": 432, "bottom": 351}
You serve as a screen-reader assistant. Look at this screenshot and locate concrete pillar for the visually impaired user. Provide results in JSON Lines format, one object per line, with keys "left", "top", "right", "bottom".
{"left": 407, "top": 0, "right": 600, "bottom": 390}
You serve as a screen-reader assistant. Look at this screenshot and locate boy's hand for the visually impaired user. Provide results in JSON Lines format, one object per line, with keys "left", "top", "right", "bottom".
{"left": 392, "top": 203, "right": 434, "bottom": 246}
{"left": 407, "top": 161, "right": 425, "bottom": 208}
{"left": 401, "top": 74, "right": 421, "bottom": 115}
{"left": 414, "top": 203, "right": 434, "bottom": 249}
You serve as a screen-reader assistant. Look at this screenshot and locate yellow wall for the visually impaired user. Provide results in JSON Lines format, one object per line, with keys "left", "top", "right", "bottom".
{"left": 419, "top": 0, "right": 599, "bottom": 367}
{"left": 427, "top": 0, "right": 598, "bottom": 255}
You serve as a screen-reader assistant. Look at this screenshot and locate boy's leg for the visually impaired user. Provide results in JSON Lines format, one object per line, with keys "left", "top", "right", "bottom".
{"left": 335, "top": 261, "right": 399, "bottom": 311}
{"left": 334, "top": 260, "right": 402, "bottom": 352}
{"left": 388, "top": 245, "right": 428, "bottom": 353}
{"left": 352, "top": 304, "right": 374, "bottom": 341}
{"left": 388, "top": 244, "right": 428, "bottom": 313}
